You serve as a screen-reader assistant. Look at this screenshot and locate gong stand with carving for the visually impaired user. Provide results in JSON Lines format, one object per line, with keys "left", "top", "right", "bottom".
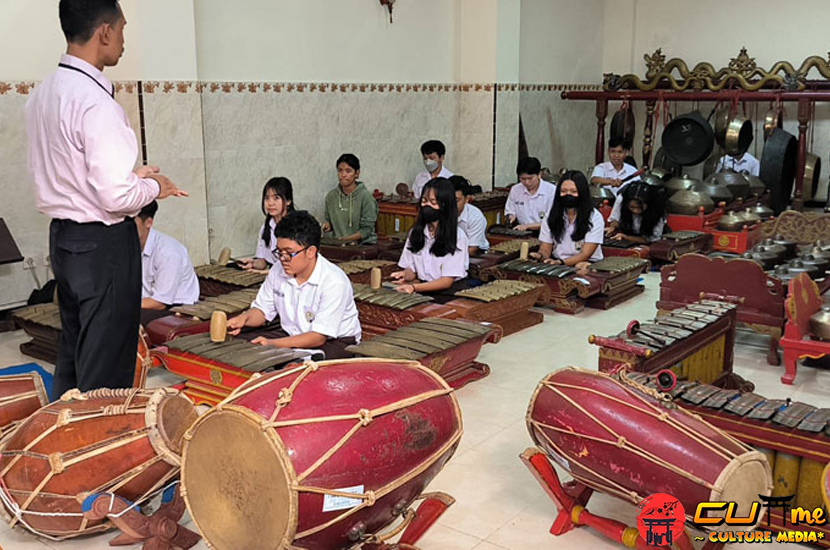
{"left": 563, "top": 48, "right": 830, "bottom": 211}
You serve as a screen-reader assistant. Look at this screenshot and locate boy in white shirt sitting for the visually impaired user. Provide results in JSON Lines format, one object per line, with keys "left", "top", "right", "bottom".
{"left": 228, "top": 210, "right": 362, "bottom": 360}
{"left": 450, "top": 175, "right": 489, "bottom": 255}
{"left": 590, "top": 136, "right": 641, "bottom": 197}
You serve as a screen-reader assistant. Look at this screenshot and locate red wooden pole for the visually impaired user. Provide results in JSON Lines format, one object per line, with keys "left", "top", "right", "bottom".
{"left": 596, "top": 99, "right": 609, "bottom": 165}
{"left": 794, "top": 98, "right": 810, "bottom": 211}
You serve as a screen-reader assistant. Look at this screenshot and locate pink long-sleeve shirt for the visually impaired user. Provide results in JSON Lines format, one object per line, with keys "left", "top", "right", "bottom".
{"left": 26, "top": 54, "right": 159, "bottom": 225}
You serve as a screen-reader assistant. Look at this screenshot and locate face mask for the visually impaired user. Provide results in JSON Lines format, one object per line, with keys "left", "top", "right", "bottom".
{"left": 424, "top": 159, "right": 440, "bottom": 173}
{"left": 421, "top": 206, "right": 440, "bottom": 223}
{"left": 559, "top": 195, "right": 580, "bottom": 208}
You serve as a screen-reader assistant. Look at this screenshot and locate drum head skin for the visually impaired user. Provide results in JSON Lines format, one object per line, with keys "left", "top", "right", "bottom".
{"left": 182, "top": 407, "right": 296, "bottom": 550}
{"left": 710, "top": 451, "right": 772, "bottom": 530}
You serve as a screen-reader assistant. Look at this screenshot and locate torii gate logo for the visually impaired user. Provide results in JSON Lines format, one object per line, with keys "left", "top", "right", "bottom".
{"left": 636, "top": 493, "right": 686, "bottom": 546}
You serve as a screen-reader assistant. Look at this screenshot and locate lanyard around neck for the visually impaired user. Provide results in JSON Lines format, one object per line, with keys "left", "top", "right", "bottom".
{"left": 58, "top": 63, "right": 115, "bottom": 98}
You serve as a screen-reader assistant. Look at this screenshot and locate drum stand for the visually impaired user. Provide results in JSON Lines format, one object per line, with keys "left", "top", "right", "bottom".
{"left": 82, "top": 485, "right": 200, "bottom": 550}
{"left": 521, "top": 448, "right": 698, "bottom": 550}
{"left": 364, "top": 492, "right": 455, "bottom": 550}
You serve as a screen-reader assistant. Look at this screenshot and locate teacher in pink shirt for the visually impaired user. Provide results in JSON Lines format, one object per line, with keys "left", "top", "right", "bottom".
{"left": 26, "top": 0, "right": 186, "bottom": 398}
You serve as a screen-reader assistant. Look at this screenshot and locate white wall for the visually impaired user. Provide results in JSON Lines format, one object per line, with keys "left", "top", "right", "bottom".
{"left": 519, "top": 0, "right": 606, "bottom": 85}
{"left": 0, "top": 0, "right": 198, "bottom": 81}
{"left": 194, "top": 0, "right": 468, "bottom": 83}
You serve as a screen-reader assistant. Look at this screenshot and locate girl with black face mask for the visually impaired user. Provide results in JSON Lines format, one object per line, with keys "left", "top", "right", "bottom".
{"left": 535, "top": 170, "right": 604, "bottom": 272}
{"left": 392, "top": 178, "right": 469, "bottom": 303}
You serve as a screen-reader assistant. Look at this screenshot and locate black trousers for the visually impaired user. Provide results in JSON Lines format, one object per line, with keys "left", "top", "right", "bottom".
{"left": 49, "top": 218, "right": 141, "bottom": 399}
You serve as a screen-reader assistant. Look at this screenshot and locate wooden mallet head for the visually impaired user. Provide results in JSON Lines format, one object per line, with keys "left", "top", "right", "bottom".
{"left": 217, "top": 247, "right": 232, "bottom": 265}
{"left": 520, "top": 241, "right": 530, "bottom": 261}
{"left": 210, "top": 311, "right": 228, "bottom": 343}
{"left": 370, "top": 267, "right": 382, "bottom": 290}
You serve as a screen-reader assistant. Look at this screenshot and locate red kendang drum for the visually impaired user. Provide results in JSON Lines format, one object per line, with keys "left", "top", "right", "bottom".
{"left": 0, "top": 387, "right": 198, "bottom": 540}
{"left": 181, "top": 358, "right": 462, "bottom": 550}
{"left": 0, "top": 373, "right": 49, "bottom": 438}
{"left": 525, "top": 368, "right": 772, "bottom": 533}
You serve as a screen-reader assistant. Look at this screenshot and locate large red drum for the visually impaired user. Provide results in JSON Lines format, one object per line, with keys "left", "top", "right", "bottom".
{"left": 0, "top": 387, "right": 198, "bottom": 539}
{"left": 527, "top": 368, "right": 772, "bottom": 524}
{"left": 0, "top": 373, "right": 49, "bottom": 438}
{"left": 181, "top": 358, "right": 462, "bottom": 550}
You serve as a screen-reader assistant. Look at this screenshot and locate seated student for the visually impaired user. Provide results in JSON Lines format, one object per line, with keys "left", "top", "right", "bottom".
{"left": 322, "top": 154, "right": 378, "bottom": 244}
{"left": 239, "top": 177, "right": 294, "bottom": 271}
{"left": 716, "top": 151, "right": 760, "bottom": 176}
{"left": 227, "top": 211, "right": 362, "bottom": 360}
{"left": 134, "top": 201, "right": 199, "bottom": 315}
{"left": 605, "top": 182, "right": 666, "bottom": 244}
{"left": 505, "top": 157, "right": 556, "bottom": 232}
{"left": 536, "top": 170, "right": 604, "bottom": 272}
{"left": 590, "top": 137, "right": 641, "bottom": 197}
{"left": 412, "top": 140, "right": 453, "bottom": 199}
{"left": 450, "top": 175, "right": 489, "bottom": 255}
{"left": 392, "top": 178, "right": 469, "bottom": 303}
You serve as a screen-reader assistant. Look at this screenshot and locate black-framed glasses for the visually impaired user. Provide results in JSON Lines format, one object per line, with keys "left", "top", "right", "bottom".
{"left": 274, "top": 247, "right": 309, "bottom": 260}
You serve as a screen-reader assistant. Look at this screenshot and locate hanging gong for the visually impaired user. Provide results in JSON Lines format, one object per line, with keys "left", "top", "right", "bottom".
{"left": 759, "top": 128, "right": 798, "bottom": 215}
{"left": 610, "top": 107, "right": 636, "bottom": 149}
{"left": 661, "top": 111, "right": 715, "bottom": 166}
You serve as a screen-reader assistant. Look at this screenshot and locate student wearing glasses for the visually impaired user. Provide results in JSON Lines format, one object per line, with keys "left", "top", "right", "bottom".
{"left": 238, "top": 177, "right": 295, "bottom": 271}
{"left": 392, "top": 178, "right": 469, "bottom": 303}
{"left": 227, "top": 211, "right": 361, "bottom": 359}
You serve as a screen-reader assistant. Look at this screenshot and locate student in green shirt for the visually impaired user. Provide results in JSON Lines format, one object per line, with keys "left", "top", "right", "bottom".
{"left": 322, "top": 154, "right": 379, "bottom": 244}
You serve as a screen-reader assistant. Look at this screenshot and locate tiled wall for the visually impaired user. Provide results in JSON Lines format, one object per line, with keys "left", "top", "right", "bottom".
{"left": 200, "top": 82, "right": 503, "bottom": 258}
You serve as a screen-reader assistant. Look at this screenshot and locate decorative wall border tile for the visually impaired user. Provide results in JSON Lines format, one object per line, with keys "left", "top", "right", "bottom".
{"left": 0, "top": 80, "right": 602, "bottom": 96}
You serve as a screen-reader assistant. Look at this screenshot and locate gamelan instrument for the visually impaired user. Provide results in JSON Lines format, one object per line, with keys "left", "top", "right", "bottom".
{"left": 347, "top": 318, "right": 501, "bottom": 388}
{"left": 156, "top": 333, "right": 315, "bottom": 406}
{"left": 194, "top": 264, "right": 266, "bottom": 297}
{"left": 318, "top": 236, "right": 404, "bottom": 262}
{"left": 469, "top": 238, "right": 540, "bottom": 279}
{"left": 631, "top": 371, "right": 830, "bottom": 546}
{"left": 448, "top": 280, "right": 545, "bottom": 335}
{"left": 600, "top": 236, "right": 650, "bottom": 260}
{"left": 11, "top": 303, "right": 61, "bottom": 363}
{"left": 376, "top": 190, "right": 507, "bottom": 237}
{"left": 522, "top": 368, "right": 772, "bottom": 549}
{"left": 144, "top": 288, "right": 258, "bottom": 346}
{"left": 590, "top": 298, "right": 741, "bottom": 387}
{"left": 486, "top": 225, "right": 535, "bottom": 247}
{"left": 181, "top": 358, "right": 461, "bottom": 550}
{"left": 648, "top": 230, "right": 713, "bottom": 262}
{"left": 352, "top": 284, "right": 458, "bottom": 338}
{"left": 0, "top": 372, "right": 49, "bottom": 438}
{"left": 0, "top": 387, "right": 198, "bottom": 540}
{"left": 484, "top": 256, "right": 650, "bottom": 314}
{"left": 337, "top": 259, "right": 399, "bottom": 285}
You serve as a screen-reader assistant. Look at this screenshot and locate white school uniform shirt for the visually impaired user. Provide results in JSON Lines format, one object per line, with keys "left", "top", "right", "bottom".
{"left": 254, "top": 217, "right": 279, "bottom": 265}
{"left": 590, "top": 162, "right": 641, "bottom": 197}
{"left": 26, "top": 54, "right": 159, "bottom": 224}
{"left": 609, "top": 200, "right": 665, "bottom": 242}
{"left": 458, "top": 203, "right": 490, "bottom": 252}
{"left": 539, "top": 209, "right": 605, "bottom": 262}
{"left": 141, "top": 229, "right": 200, "bottom": 306}
{"left": 251, "top": 255, "right": 361, "bottom": 341}
{"left": 398, "top": 226, "right": 469, "bottom": 281}
{"left": 504, "top": 180, "right": 557, "bottom": 226}
{"left": 716, "top": 153, "right": 760, "bottom": 177}
{"left": 412, "top": 166, "right": 454, "bottom": 199}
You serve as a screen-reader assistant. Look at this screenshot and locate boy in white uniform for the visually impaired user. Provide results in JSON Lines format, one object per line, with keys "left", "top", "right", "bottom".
{"left": 590, "top": 136, "right": 641, "bottom": 197}
{"left": 134, "top": 201, "right": 199, "bottom": 312}
{"left": 228, "top": 211, "right": 361, "bottom": 360}
{"left": 451, "top": 175, "right": 489, "bottom": 255}
{"left": 504, "top": 157, "right": 556, "bottom": 231}
{"left": 412, "top": 140, "right": 453, "bottom": 199}
{"left": 716, "top": 152, "right": 760, "bottom": 176}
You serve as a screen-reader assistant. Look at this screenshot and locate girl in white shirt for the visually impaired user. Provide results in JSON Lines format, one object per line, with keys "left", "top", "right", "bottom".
{"left": 605, "top": 182, "right": 667, "bottom": 244}
{"left": 393, "top": 177, "right": 469, "bottom": 303}
{"left": 537, "top": 170, "right": 604, "bottom": 272}
{"left": 239, "top": 177, "right": 295, "bottom": 270}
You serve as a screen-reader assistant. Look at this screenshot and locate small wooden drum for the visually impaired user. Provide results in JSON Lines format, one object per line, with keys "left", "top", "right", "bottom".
{"left": 181, "top": 358, "right": 462, "bottom": 549}
{"left": 0, "top": 373, "right": 49, "bottom": 438}
{"left": 0, "top": 387, "right": 198, "bottom": 539}
{"left": 527, "top": 368, "right": 772, "bottom": 526}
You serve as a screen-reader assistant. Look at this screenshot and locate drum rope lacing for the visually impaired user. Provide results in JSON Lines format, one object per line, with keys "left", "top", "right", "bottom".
{"left": 0, "top": 389, "right": 180, "bottom": 540}
{"left": 528, "top": 372, "right": 748, "bottom": 505}
{"left": 215, "top": 358, "right": 462, "bottom": 542}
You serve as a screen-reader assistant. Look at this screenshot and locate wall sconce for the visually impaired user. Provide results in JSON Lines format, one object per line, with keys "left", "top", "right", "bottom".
{"left": 379, "top": 0, "right": 395, "bottom": 23}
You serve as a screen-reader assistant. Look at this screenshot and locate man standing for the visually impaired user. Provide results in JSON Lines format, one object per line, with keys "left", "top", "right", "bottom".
{"left": 27, "top": 0, "right": 186, "bottom": 398}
